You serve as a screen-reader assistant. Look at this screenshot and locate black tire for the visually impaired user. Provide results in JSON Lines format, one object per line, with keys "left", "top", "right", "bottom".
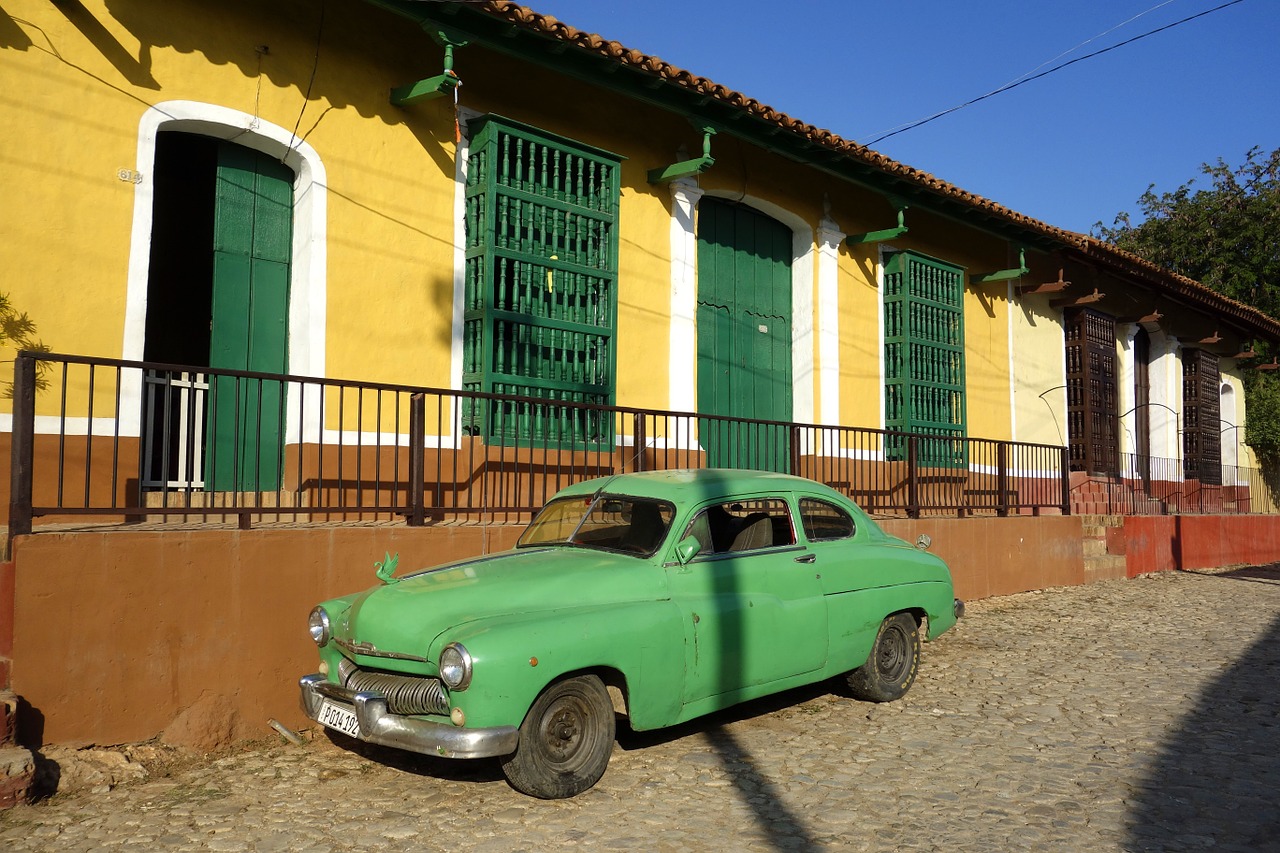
{"left": 501, "top": 675, "right": 615, "bottom": 799}
{"left": 846, "top": 613, "right": 921, "bottom": 702}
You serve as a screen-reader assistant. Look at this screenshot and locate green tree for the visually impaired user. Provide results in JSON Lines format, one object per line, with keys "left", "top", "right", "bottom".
{"left": 1094, "top": 146, "right": 1280, "bottom": 462}
{"left": 0, "top": 291, "right": 50, "bottom": 398}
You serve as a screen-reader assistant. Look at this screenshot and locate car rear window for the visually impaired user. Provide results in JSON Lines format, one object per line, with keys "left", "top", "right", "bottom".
{"left": 798, "top": 498, "right": 856, "bottom": 541}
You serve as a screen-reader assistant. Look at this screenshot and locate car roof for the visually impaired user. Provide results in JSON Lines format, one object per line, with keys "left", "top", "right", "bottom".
{"left": 553, "top": 468, "right": 847, "bottom": 505}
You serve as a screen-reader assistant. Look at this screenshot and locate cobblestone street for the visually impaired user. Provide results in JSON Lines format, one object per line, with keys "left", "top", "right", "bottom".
{"left": 3, "top": 566, "right": 1279, "bottom": 852}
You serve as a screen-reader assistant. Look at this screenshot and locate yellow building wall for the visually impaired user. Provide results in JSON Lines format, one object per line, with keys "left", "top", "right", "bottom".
{"left": 1, "top": 0, "right": 465, "bottom": 412}
{"left": 2, "top": 0, "right": 1056, "bottom": 450}
{"left": 1011, "top": 290, "right": 1070, "bottom": 448}
{"left": 837, "top": 239, "right": 884, "bottom": 429}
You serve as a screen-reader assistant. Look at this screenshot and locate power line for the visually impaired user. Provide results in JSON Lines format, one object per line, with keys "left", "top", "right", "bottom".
{"left": 861, "top": 0, "right": 1247, "bottom": 148}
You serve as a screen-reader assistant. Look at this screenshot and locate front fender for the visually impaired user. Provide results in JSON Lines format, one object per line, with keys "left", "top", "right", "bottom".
{"left": 435, "top": 600, "right": 686, "bottom": 731}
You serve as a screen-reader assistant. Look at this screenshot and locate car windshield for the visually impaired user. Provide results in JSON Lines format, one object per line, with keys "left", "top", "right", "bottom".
{"left": 518, "top": 494, "right": 675, "bottom": 557}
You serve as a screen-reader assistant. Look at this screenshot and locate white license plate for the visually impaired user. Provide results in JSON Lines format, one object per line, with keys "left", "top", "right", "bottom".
{"left": 317, "top": 699, "right": 361, "bottom": 738}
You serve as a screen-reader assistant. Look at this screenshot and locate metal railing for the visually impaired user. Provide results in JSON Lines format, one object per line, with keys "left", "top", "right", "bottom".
{"left": 1071, "top": 452, "right": 1276, "bottom": 516}
{"left": 7, "top": 352, "right": 1075, "bottom": 537}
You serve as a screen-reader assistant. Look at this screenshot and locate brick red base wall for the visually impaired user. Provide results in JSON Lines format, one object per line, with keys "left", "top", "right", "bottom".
{"left": 1124, "top": 515, "right": 1280, "bottom": 576}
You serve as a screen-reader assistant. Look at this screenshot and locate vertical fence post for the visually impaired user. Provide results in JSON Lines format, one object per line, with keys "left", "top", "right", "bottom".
{"left": 407, "top": 393, "right": 426, "bottom": 526}
{"left": 1059, "top": 446, "right": 1071, "bottom": 515}
{"left": 632, "top": 413, "right": 647, "bottom": 472}
{"left": 996, "top": 441, "right": 1009, "bottom": 517}
{"left": 8, "top": 353, "right": 36, "bottom": 548}
{"left": 789, "top": 425, "right": 801, "bottom": 476}
{"left": 906, "top": 434, "right": 920, "bottom": 519}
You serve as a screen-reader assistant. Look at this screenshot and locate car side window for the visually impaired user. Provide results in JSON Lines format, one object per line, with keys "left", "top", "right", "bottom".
{"left": 799, "top": 498, "right": 856, "bottom": 541}
{"left": 683, "top": 498, "right": 796, "bottom": 556}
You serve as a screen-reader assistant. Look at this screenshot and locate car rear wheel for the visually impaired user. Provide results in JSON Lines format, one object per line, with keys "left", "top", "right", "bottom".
{"left": 501, "top": 674, "right": 615, "bottom": 799}
{"left": 846, "top": 613, "right": 920, "bottom": 702}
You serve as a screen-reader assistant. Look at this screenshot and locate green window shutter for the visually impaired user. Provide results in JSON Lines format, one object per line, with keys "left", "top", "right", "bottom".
{"left": 463, "top": 116, "right": 621, "bottom": 448}
{"left": 883, "top": 250, "right": 966, "bottom": 467}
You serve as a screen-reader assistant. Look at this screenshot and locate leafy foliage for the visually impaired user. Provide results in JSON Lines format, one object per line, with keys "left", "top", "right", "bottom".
{"left": 1094, "top": 146, "right": 1280, "bottom": 317}
{"left": 1093, "top": 147, "right": 1280, "bottom": 462}
{"left": 0, "top": 291, "right": 50, "bottom": 398}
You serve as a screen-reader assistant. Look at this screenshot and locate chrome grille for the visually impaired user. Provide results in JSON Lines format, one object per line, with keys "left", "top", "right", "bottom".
{"left": 338, "top": 658, "right": 449, "bottom": 716}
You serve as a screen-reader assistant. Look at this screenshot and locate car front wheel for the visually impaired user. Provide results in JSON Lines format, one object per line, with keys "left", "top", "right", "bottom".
{"left": 501, "top": 674, "right": 615, "bottom": 799}
{"left": 846, "top": 613, "right": 920, "bottom": 702}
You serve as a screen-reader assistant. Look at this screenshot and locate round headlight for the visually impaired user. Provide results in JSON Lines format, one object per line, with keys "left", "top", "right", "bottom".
{"left": 438, "top": 643, "right": 472, "bottom": 691}
{"left": 308, "top": 607, "right": 331, "bottom": 646}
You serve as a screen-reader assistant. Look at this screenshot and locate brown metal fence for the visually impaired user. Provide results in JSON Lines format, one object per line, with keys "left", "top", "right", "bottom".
{"left": 8, "top": 352, "right": 1075, "bottom": 538}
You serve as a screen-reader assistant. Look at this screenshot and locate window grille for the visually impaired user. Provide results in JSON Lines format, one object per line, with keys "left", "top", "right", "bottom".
{"left": 883, "top": 250, "right": 967, "bottom": 467}
{"left": 1182, "top": 348, "right": 1222, "bottom": 485}
{"left": 1064, "top": 308, "right": 1118, "bottom": 476}
{"left": 462, "top": 116, "right": 621, "bottom": 447}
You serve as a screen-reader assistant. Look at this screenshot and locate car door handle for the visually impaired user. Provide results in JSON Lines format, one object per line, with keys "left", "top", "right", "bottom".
{"left": 794, "top": 553, "right": 816, "bottom": 564}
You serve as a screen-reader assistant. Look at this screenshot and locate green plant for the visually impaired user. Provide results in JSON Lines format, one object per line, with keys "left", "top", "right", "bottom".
{"left": 0, "top": 290, "right": 50, "bottom": 397}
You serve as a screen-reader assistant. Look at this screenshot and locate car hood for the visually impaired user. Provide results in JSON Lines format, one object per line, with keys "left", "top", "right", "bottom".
{"left": 335, "top": 546, "right": 664, "bottom": 653}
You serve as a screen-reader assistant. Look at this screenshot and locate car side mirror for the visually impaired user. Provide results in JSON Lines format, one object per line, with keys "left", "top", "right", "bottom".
{"left": 675, "top": 535, "right": 702, "bottom": 565}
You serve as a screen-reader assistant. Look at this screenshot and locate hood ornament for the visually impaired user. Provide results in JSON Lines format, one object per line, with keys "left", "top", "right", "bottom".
{"left": 375, "top": 551, "right": 401, "bottom": 585}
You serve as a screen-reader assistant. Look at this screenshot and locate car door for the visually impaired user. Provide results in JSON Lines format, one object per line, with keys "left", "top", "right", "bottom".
{"left": 796, "top": 495, "right": 894, "bottom": 671}
{"left": 665, "top": 495, "right": 827, "bottom": 705}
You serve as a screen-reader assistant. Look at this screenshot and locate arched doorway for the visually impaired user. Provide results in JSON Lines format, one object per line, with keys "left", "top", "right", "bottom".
{"left": 143, "top": 132, "right": 294, "bottom": 491}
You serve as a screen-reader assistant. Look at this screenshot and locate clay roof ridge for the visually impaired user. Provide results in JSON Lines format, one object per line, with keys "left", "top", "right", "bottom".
{"left": 478, "top": 3, "right": 1083, "bottom": 240}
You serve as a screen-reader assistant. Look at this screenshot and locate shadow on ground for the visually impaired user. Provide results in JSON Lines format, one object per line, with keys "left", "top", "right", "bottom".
{"left": 1126, "top": 565, "right": 1280, "bottom": 851}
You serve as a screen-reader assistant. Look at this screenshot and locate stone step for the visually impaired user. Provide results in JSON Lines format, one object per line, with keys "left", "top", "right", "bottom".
{"left": 0, "top": 691, "right": 15, "bottom": 749}
{"left": 1084, "top": 554, "right": 1128, "bottom": 584}
{"left": 0, "top": 746, "right": 34, "bottom": 809}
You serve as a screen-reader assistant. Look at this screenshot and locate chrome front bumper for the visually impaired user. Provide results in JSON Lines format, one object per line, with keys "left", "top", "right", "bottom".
{"left": 299, "top": 674, "right": 519, "bottom": 759}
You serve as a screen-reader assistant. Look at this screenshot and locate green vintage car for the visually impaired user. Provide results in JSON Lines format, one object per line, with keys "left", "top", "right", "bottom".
{"left": 300, "top": 469, "right": 962, "bottom": 798}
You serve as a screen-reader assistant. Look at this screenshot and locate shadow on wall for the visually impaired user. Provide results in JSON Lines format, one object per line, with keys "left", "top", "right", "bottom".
{"left": 103, "top": 0, "right": 451, "bottom": 123}
{"left": 0, "top": 2, "right": 34, "bottom": 50}
{"left": 1125, "top": 565, "right": 1280, "bottom": 850}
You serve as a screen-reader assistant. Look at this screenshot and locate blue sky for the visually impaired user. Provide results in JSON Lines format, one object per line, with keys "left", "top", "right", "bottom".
{"left": 525, "top": 0, "right": 1277, "bottom": 235}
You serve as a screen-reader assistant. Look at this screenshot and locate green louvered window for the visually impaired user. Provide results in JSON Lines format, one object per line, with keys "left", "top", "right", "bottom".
{"left": 883, "top": 250, "right": 967, "bottom": 466}
{"left": 462, "top": 116, "right": 621, "bottom": 447}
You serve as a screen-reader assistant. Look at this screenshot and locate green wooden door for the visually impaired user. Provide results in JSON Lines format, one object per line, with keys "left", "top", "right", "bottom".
{"left": 696, "top": 199, "right": 792, "bottom": 470}
{"left": 206, "top": 143, "right": 292, "bottom": 491}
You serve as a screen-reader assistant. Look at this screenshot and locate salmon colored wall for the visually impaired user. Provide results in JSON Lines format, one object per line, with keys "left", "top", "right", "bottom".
{"left": 0, "top": 561, "right": 14, "bottom": 687}
{"left": 1123, "top": 515, "right": 1280, "bottom": 576}
{"left": 11, "top": 512, "right": 1280, "bottom": 746}
{"left": 881, "top": 516, "right": 1085, "bottom": 602}
{"left": 9, "top": 525, "right": 523, "bottom": 747}
{"left": 9, "top": 514, "right": 1080, "bottom": 747}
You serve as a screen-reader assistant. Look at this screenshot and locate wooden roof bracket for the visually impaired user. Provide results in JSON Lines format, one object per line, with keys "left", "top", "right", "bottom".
{"left": 1018, "top": 268, "right": 1071, "bottom": 296}
{"left": 845, "top": 200, "right": 908, "bottom": 246}
{"left": 391, "top": 27, "right": 469, "bottom": 105}
{"left": 972, "top": 247, "right": 1029, "bottom": 284}
{"left": 1119, "top": 309, "right": 1164, "bottom": 328}
{"left": 648, "top": 121, "right": 719, "bottom": 184}
{"left": 1051, "top": 288, "right": 1105, "bottom": 309}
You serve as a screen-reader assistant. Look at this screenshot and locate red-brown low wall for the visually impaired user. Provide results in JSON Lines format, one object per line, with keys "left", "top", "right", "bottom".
{"left": 1123, "top": 515, "right": 1280, "bottom": 576}
{"left": 9, "top": 525, "right": 521, "bottom": 747}
{"left": 9, "top": 512, "right": 1279, "bottom": 748}
{"left": 882, "top": 516, "right": 1085, "bottom": 602}
{"left": 8, "top": 516, "right": 1086, "bottom": 747}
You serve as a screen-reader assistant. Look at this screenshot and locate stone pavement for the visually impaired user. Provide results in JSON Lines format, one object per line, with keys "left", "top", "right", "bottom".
{"left": 2, "top": 566, "right": 1279, "bottom": 852}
